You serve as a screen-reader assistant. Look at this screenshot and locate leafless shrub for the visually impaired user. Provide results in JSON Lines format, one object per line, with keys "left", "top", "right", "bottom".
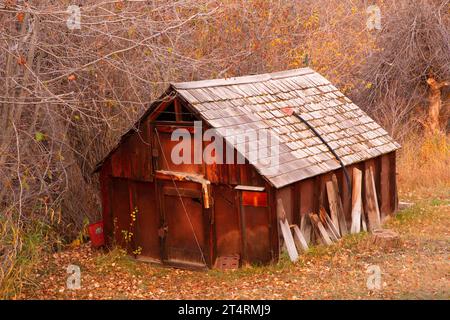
{"left": 354, "top": 0, "right": 450, "bottom": 140}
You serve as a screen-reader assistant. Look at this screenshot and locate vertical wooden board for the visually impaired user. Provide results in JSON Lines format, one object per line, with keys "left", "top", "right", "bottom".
{"left": 121, "top": 140, "right": 133, "bottom": 178}
{"left": 243, "top": 205, "right": 272, "bottom": 263}
{"left": 204, "top": 139, "right": 219, "bottom": 183}
{"left": 228, "top": 163, "right": 238, "bottom": 185}
{"left": 361, "top": 205, "right": 368, "bottom": 232}
{"left": 99, "top": 159, "right": 113, "bottom": 246}
{"left": 110, "top": 178, "right": 131, "bottom": 249}
{"left": 135, "top": 120, "right": 153, "bottom": 181}
{"left": 239, "top": 164, "right": 249, "bottom": 185}
{"left": 111, "top": 143, "right": 126, "bottom": 178}
{"left": 133, "top": 180, "right": 161, "bottom": 261}
{"left": 374, "top": 156, "right": 382, "bottom": 203}
{"left": 128, "top": 133, "right": 142, "bottom": 179}
{"left": 341, "top": 167, "right": 352, "bottom": 225}
{"left": 299, "top": 178, "right": 314, "bottom": 217}
{"left": 268, "top": 185, "right": 279, "bottom": 263}
{"left": 332, "top": 174, "right": 348, "bottom": 235}
{"left": 293, "top": 183, "right": 300, "bottom": 226}
{"left": 318, "top": 173, "right": 331, "bottom": 213}
{"left": 380, "top": 154, "right": 391, "bottom": 221}
{"left": 389, "top": 151, "right": 398, "bottom": 213}
{"left": 162, "top": 181, "right": 206, "bottom": 266}
{"left": 312, "top": 176, "right": 321, "bottom": 214}
{"left": 277, "top": 198, "right": 298, "bottom": 262}
{"left": 364, "top": 164, "right": 381, "bottom": 231}
{"left": 300, "top": 212, "right": 312, "bottom": 244}
{"left": 276, "top": 187, "right": 293, "bottom": 224}
{"left": 214, "top": 185, "right": 240, "bottom": 257}
{"left": 144, "top": 121, "right": 154, "bottom": 180}
{"left": 205, "top": 163, "right": 219, "bottom": 183}
{"left": 326, "top": 181, "right": 340, "bottom": 235}
{"left": 220, "top": 164, "right": 229, "bottom": 185}
{"left": 350, "top": 167, "right": 362, "bottom": 234}
{"left": 250, "top": 165, "right": 265, "bottom": 186}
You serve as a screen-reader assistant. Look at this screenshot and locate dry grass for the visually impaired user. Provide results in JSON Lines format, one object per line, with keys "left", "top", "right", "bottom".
{"left": 397, "top": 133, "right": 450, "bottom": 199}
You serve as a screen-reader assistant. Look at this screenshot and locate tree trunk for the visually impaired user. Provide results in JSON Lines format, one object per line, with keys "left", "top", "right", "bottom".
{"left": 426, "top": 77, "right": 449, "bottom": 134}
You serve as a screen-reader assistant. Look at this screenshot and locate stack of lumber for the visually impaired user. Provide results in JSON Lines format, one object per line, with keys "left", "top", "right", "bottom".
{"left": 307, "top": 168, "right": 383, "bottom": 245}
{"left": 279, "top": 167, "right": 389, "bottom": 261}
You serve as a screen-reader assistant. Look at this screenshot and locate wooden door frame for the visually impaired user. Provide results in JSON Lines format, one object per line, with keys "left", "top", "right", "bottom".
{"left": 157, "top": 179, "right": 212, "bottom": 269}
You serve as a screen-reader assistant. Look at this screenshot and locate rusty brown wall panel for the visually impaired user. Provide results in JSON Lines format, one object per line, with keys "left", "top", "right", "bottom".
{"left": 241, "top": 205, "right": 271, "bottom": 264}
{"left": 340, "top": 166, "right": 353, "bottom": 225}
{"left": 239, "top": 164, "right": 249, "bottom": 184}
{"left": 109, "top": 178, "right": 132, "bottom": 250}
{"left": 299, "top": 178, "right": 315, "bottom": 217}
{"left": 228, "top": 164, "right": 238, "bottom": 185}
{"left": 133, "top": 180, "right": 161, "bottom": 261}
{"left": 268, "top": 184, "right": 279, "bottom": 262}
{"left": 155, "top": 132, "right": 204, "bottom": 174}
{"left": 374, "top": 156, "right": 382, "bottom": 206}
{"left": 389, "top": 151, "right": 398, "bottom": 213}
{"left": 318, "top": 172, "right": 332, "bottom": 212}
{"left": 100, "top": 159, "right": 113, "bottom": 246}
{"left": 161, "top": 181, "right": 206, "bottom": 266}
{"left": 380, "top": 154, "right": 391, "bottom": 220}
{"left": 276, "top": 187, "right": 293, "bottom": 222}
{"left": 109, "top": 121, "right": 153, "bottom": 181}
{"left": 213, "top": 185, "right": 241, "bottom": 257}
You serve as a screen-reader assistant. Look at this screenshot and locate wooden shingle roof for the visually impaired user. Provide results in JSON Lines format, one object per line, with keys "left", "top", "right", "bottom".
{"left": 172, "top": 68, "right": 400, "bottom": 188}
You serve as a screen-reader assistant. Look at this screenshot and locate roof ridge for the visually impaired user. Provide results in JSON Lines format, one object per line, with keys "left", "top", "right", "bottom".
{"left": 171, "top": 67, "right": 314, "bottom": 90}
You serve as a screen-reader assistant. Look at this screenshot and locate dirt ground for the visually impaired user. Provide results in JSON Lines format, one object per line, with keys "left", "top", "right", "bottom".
{"left": 19, "top": 197, "right": 449, "bottom": 300}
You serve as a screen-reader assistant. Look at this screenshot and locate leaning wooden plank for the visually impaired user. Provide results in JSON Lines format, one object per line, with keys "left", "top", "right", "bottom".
{"left": 361, "top": 205, "right": 368, "bottom": 232}
{"left": 331, "top": 175, "right": 349, "bottom": 235}
{"left": 364, "top": 166, "right": 381, "bottom": 231}
{"left": 280, "top": 219, "right": 299, "bottom": 262}
{"left": 350, "top": 168, "right": 362, "bottom": 234}
{"left": 277, "top": 198, "right": 298, "bottom": 262}
{"left": 326, "top": 181, "right": 341, "bottom": 237}
{"left": 300, "top": 213, "right": 312, "bottom": 244}
{"left": 292, "top": 225, "right": 309, "bottom": 252}
{"left": 320, "top": 207, "right": 340, "bottom": 241}
{"left": 309, "top": 213, "right": 333, "bottom": 245}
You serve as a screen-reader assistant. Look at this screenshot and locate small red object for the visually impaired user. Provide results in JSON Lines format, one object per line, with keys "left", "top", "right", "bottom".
{"left": 88, "top": 221, "right": 104, "bottom": 248}
{"left": 281, "top": 107, "right": 294, "bottom": 116}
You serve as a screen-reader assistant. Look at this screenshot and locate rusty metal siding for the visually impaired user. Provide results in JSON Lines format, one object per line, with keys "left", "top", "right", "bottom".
{"left": 213, "top": 185, "right": 241, "bottom": 257}
{"left": 133, "top": 180, "right": 160, "bottom": 261}
{"left": 109, "top": 177, "right": 132, "bottom": 250}
{"left": 110, "top": 121, "right": 153, "bottom": 181}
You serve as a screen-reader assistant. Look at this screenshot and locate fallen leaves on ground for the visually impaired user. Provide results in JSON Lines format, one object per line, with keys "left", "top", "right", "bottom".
{"left": 19, "top": 199, "right": 449, "bottom": 300}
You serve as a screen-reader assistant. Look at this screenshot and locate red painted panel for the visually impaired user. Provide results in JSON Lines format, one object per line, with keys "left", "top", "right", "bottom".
{"left": 242, "top": 191, "right": 268, "bottom": 207}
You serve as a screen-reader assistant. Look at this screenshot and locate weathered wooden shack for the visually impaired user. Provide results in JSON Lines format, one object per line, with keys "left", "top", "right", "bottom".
{"left": 94, "top": 68, "right": 400, "bottom": 269}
